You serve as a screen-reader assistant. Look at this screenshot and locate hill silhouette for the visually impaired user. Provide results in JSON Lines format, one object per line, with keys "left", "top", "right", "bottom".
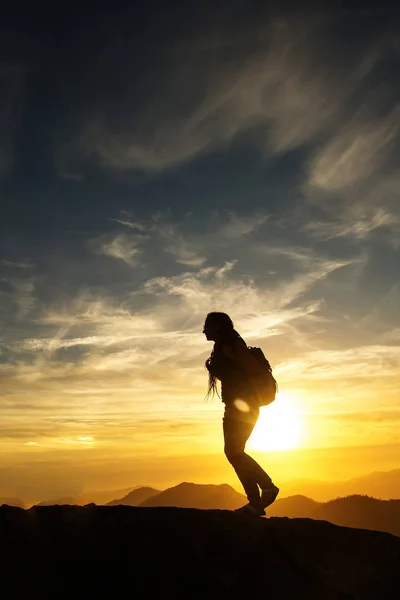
{"left": 268, "top": 494, "right": 400, "bottom": 537}
{"left": 1, "top": 504, "right": 399, "bottom": 598}
{"left": 283, "top": 468, "right": 400, "bottom": 501}
{"left": 106, "top": 486, "right": 160, "bottom": 506}
{"left": 19, "top": 481, "right": 400, "bottom": 538}
{"left": 35, "top": 496, "right": 79, "bottom": 507}
{"left": 24, "top": 487, "right": 140, "bottom": 508}
{"left": 267, "top": 494, "right": 319, "bottom": 518}
{"left": 128, "top": 484, "right": 400, "bottom": 537}
{"left": 101, "top": 483, "right": 400, "bottom": 536}
{"left": 10, "top": 468, "right": 400, "bottom": 508}
{"left": 342, "top": 469, "right": 400, "bottom": 498}
{"left": 138, "top": 482, "right": 246, "bottom": 510}
{"left": 313, "top": 495, "right": 400, "bottom": 537}
{"left": 76, "top": 486, "right": 139, "bottom": 506}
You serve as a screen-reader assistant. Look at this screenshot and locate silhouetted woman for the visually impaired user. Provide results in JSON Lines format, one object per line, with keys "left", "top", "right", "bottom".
{"left": 204, "top": 311, "right": 279, "bottom": 515}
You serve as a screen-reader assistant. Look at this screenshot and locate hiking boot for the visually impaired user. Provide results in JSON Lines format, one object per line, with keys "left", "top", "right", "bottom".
{"left": 234, "top": 503, "right": 266, "bottom": 517}
{"left": 261, "top": 484, "right": 279, "bottom": 509}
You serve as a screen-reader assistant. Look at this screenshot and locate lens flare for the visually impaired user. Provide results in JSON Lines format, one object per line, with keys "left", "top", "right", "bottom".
{"left": 233, "top": 399, "right": 251, "bottom": 412}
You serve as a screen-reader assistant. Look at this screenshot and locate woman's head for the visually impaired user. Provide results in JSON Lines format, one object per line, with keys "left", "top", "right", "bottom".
{"left": 203, "top": 312, "right": 236, "bottom": 400}
{"left": 203, "top": 312, "right": 234, "bottom": 341}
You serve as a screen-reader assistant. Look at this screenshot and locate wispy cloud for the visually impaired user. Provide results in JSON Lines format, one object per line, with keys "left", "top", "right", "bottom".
{"left": 90, "top": 210, "right": 269, "bottom": 267}
{"left": 380, "top": 328, "right": 400, "bottom": 343}
{"left": 89, "top": 232, "right": 146, "bottom": 266}
{"left": 62, "top": 13, "right": 392, "bottom": 173}
{"left": 1, "top": 203, "right": 398, "bottom": 456}
{"left": 112, "top": 218, "right": 148, "bottom": 231}
{"left": 9, "top": 278, "right": 36, "bottom": 320}
{"left": 309, "top": 108, "right": 399, "bottom": 192}
{"left": 3, "top": 209, "right": 366, "bottom": 391}
{"left": 150, "top": 210, "right": 269, "bottom": 266}
{"left": 304, "top": 207, "right": 400, "bottom": 241}
{"left": 278, "top": 344, "right": 400, "bottom": 382}
{"left": 150, "top": 215, "right": 207, "bottom": 267}
{"left": 0, "top": 260, "right": 33, "bottom": 269}
{"left": 2, "top": 239, "right": 353, "bottom": 397}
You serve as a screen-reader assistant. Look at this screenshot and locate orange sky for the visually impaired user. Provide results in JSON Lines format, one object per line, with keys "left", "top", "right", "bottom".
{"left": 1, "top": 4, "right": 399, "bottom": 505}
{"left": 1, "top": 294, "right": 399, "bottom": 503}
{"left": 2, "top": 346, "right": 399, "bottom": 504}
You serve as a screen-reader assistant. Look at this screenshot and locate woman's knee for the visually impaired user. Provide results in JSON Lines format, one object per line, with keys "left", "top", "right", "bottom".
{"left": 224, "top": 446, "right": 244, "bottom": 464}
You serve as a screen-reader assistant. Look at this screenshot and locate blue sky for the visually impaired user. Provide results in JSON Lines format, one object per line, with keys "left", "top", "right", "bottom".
{"left": 1, "top": 2, "right": 399, "bottom": 500}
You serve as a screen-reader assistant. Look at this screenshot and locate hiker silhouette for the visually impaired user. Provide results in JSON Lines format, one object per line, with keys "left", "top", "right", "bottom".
{"left": 204, "top": 312, "right": 279, "bottom": 515}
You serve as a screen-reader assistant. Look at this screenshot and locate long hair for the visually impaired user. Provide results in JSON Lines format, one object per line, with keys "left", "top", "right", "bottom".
{"left": 204, "top": 312, "right": 235, "bottom": 401}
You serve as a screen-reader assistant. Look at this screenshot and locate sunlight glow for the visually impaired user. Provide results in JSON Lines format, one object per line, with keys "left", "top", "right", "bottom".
{"left": 248, "top": 392, "right": 303, "bottom": 451}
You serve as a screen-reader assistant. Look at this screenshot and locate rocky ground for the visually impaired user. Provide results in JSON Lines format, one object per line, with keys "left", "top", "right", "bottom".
{"left": 1, "top": 504, "right": 399, "bottom": 598}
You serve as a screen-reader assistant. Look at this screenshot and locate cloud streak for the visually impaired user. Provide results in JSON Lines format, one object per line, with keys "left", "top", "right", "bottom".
{"left": 89, "top": 232, "right": 146, "bottom": 266}
{"left": 309, "top": 107, "right": 400, "bottom": 192}
{"left": 303, "top": 206, "right": 400, "bottom": 242}
{"left": 63, "top": 13, "right": 396, "bottom": 173}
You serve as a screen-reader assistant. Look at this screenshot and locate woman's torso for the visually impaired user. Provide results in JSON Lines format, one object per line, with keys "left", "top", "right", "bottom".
{"left": 208, "top": 332, "right": 257, "bottom": 405}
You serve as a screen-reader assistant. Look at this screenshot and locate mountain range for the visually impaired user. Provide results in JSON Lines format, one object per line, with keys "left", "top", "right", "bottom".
{"left": 106, "top": 482, "right": 400, "bottom": 537}
{"left": 281, "top": 468, "right": 400, "bottom": 501}
{"left": 268, "top": 494, "right": 400, "bottom": 537}
{"left": 107, "top": 482, "right": 246, "bottom": 510}
{"left": 3, "top": 468, "right": 399, "bottom": 510}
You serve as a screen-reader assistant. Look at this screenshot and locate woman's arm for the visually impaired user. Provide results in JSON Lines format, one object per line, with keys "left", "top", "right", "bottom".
{"left": 221, "top": 339, "right": 264, "bottom": 377}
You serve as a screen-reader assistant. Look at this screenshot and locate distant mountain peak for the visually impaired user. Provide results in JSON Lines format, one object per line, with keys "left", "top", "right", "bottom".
{"left": 106, "top": 486, "right": 160, "bottom": 506}
{"left": 174, "top": 481, "right": 235, "bottom": 490}
{"left": 139, "top": 481, "right": 246, "bottom": 510}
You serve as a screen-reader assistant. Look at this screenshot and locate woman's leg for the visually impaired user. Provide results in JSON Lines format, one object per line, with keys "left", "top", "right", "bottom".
{"left": 223, "top": 405, "right": 272, "bottom": 507}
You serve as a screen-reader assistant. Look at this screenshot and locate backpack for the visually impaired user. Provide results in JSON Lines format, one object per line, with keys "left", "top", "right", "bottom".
{"left": 248, "top": 346, "right": 277, "bottom": 406}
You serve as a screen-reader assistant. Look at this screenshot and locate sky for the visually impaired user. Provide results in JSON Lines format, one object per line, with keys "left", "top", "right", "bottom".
{"left": 1, "top": 1, "right": 399, "bottom": 502}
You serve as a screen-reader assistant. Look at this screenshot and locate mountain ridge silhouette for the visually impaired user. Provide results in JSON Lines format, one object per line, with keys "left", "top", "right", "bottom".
{"left": 268, "top": 493, "right": 400, "bottom": 537}
{"left": 138, "top": 482, "right": 246, "bottom": 509}
{"left": 106, "top": 486, "right": 160, "bottom": 506}
{"left": 5, "top": 467, "right": 398, "bottom": 508}
{"left": 8, "top": 480, "right": 399, "bottom": 537}
{"left": 107, "top": 482, "right": 400, "bottom": 537}
{"left": 282, "top": 468, "right": 400, "bottom": 501}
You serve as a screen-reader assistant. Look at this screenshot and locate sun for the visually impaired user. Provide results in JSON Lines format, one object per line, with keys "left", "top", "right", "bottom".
{"left": 248, "top": 392, "right": 303, "bottom": 451}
